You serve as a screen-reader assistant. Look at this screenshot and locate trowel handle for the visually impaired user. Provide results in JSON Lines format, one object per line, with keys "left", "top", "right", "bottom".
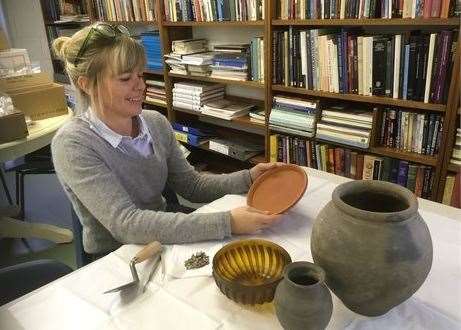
{"left": 132, "top": 241, "right": 162, "bottom": 264}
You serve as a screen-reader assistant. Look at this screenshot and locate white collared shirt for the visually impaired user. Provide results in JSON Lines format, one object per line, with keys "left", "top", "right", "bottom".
{"left": 82, "top": 109, "right": 154, "bottom": 158}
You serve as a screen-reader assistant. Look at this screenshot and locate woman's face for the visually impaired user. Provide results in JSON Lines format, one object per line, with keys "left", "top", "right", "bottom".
{"left": 98, "top": 67, "right": 146, "bottom": 119}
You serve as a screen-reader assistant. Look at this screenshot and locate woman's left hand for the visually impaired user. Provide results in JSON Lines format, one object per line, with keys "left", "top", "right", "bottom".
{"left": 249, "top": 162, "right": 285, "bottom": 183}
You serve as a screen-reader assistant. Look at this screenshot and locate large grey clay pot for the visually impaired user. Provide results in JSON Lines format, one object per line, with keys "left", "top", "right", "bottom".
{"left": 274, "top": 261, "right": 333, "bottom": 330}
{"left": 311, "top": 180, "right": 433, "bottom": 317}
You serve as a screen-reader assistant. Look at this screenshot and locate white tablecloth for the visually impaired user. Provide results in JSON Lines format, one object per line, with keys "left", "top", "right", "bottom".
{"left": 1, "top": 168, "right": 460, "bottom": 330}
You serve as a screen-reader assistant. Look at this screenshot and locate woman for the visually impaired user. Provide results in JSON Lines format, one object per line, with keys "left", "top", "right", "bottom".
{"left": 51, "top": 23, "right": 281, "bottom": 256}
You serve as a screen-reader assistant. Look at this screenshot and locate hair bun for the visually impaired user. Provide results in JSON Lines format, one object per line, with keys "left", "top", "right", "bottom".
{"left": 52, "top": 37, "right": 71, "bottom": 61}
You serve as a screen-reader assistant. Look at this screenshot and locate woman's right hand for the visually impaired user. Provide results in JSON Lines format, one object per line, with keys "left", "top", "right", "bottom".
{"left": 230, "top": 206, "right": 282, "bottom": 234}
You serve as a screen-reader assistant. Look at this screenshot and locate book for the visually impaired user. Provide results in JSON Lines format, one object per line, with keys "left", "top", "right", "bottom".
{"left": 442, "top": 175, "right": 456, "bottom": 205}
{"left": 173, "top": 82, "right": 224, "bottom": 92}
{"left": 362, "top": 155, "right": 376, "bottom": 180}
{"left": 321, "top": 116, "right": 373, "bottom": 129}
{"left": 316, "top": 129, "right": 370, "bottom": 148}
{"left": 321, "top": 108, "right": 373, "bottom": 122}
{"left": 317, "top": 122, "right": 371, "bottom": 137}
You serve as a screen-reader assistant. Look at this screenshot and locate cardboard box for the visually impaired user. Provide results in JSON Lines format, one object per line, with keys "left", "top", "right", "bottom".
{"left": 7, "top": 83, "right": 68, "bottom": 120}
{"left": 0, "top": 72, "right": 51, "bottom": 93}
{"left": 0, "top": 111, "right": 28, "bottom": 143}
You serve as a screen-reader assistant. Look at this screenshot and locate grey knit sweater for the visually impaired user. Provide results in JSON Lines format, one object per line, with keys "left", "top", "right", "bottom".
{"left": 52, "top": 110, "right": 252, "bottom": 254}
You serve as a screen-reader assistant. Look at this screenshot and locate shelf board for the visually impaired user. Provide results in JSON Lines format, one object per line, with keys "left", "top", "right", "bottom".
{"left": 272, "top": 18, "right": 461, "bottom": 26}
{"left": 163, "top": 20, "right": 264, "bottom": 27}
{"left": 268, "top": 127, "right": 438, "bottom": 166}
{"left": 180, "top": 141, "right": 264, "bottom": 165}
{"left": 174, "top": 107, "right": 265, "bottom": 134}
{"left": 97, "top": 20, "right": 156, "bottom": 25}
{"left": 370, "top": 146, "right": 438, "bottom": 166}
{"left": 272, "top": 85, "right": 446, "bottom": 111}
{"left": 448, "top": 163, "right": 461, "bottom": 172}
{"left": 143, "top": 99, "right": 167, "bottom": 108}
{"left": 144, "top": 69, "right": 165, "bottom": 75}
{"left": 45, "top": 20, "right": 90, "bottom": 26}
{"left": 169, "top": 73, "right": 264, "bottom": 88}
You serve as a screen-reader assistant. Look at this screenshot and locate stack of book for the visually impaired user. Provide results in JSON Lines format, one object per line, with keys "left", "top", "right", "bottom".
{"left": 379, "top": 108, "right": 443, "bottom": 155}
{"left": 163, "top": 0, "right": 265, "bottom": 22}
{"left": 172, "top": 39, "right": 208, "bottom": 54}
{"left": 180, "top": 52, "right": 215, "bottom": 76}
{"left": 201, "top": 99, "right": 255, "bottom": 120}
{"left": 450, "top": 128, "right": 461, "bottom": 166}
{"left": 269, "top": 96, "right": 318, "bottom": 137}
{"left": 144, "top": 79, "right": 166, "bottom": 105}
{"left": 172, "top": 122, "right": 215, "bottom": 147}
{"left": 273, "top": 29, "right": 456, "bottom": 104}
{"left": 172, "top": 82, "right": 224, "bottom": 112}
{"left": 278, "top": 0, "right": 453, "bottom": 19}
{"left": 92, "top": 0, "right": 155, "bottom": 21}
{"left": 249, "top": 109, "right": 265, "bottom": 124}
{"left": 210, "top": 44, "right": 250, "bottom": 81}
{"left": 317, "top": 106, "right": 373, "bottom": 149}
{"left": 270, "top": 135, "right": 436, "bottom": 199}
{"left": 165, "top": 39, "right": 209, "bottom": 75}
{"left": 140, "top": 31, "right": 163, "bottom": 70}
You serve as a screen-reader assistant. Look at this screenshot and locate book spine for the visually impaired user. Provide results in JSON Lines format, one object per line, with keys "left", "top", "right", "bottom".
{"left": 434, "top": 30, "right": 452, "bottom": 103}
{"left": 385, "top": 38, "right": 394, "bottom": 97}
{"left": 356, "top": 154, "right": 364, "bottom": 179}
{"left": 393, "top": 34, "right": 401, "bottom": 98}
{"left": 372, "top": 37, "right": 387, "bottom": 96}
{"left": 424, "top": 33, "right": 436, "bottom": 103}
{"left": 362, "top": 155, "right": 375, "bottom": 180}
{"left": 397, "top": 160, "right": 409, "bottom": 187}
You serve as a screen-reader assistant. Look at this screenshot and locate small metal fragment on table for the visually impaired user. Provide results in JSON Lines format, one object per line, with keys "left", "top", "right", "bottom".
{"left": 184, "top": 251, "right": 209, "bottom": 270}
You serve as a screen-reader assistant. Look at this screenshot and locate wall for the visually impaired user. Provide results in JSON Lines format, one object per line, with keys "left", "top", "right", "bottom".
{"left": 0, "top": 0, "right": 71, "bottom": 243}
{"left": 1, "top": 0, "right": 53, "bottom": 79}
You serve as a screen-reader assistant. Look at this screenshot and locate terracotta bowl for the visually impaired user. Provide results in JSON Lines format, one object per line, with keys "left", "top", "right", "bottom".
{"left": 212, "top": 239, "right": 292, "bottom": 305}
{"left": 247, "top": 164, "right": 308, "bottom": 214}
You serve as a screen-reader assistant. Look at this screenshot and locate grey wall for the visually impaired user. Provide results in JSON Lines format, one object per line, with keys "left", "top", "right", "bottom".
{"left": 1, "top": 0, "right": 53, "bottom": 79}
{"left": 0, "top": 0, "right": 71, "bottom": 228}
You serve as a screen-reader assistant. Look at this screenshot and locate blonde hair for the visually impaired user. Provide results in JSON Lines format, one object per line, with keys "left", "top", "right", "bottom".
{"left": 52, "top": 22, "right": 146, "bottom": 115}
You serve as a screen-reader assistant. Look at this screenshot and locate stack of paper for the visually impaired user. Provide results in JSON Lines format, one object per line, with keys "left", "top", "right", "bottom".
{"left": 317, "top": 106, "right": 373, "bottom": 149}
{"left": 210, "top": 44, "right": 250, "bottom": 81}
{"left": 172, "top": 82, "right": 224, "bottom": 112}
{"left": 269, "top": 96, "right": 318, "bottom": 137}
{"left": 145, "top": 79, "right": 166, "bottom": 105}
{"left": 201, "top": 98, "right": 255, "bottom": 120}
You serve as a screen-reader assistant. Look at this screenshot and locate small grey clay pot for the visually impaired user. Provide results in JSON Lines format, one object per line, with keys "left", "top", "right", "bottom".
{"left": 311, "top": 180, "right": 433, "bottom": 317}
{"left": 274, "top": 261, "right": 333, "bottom": 330}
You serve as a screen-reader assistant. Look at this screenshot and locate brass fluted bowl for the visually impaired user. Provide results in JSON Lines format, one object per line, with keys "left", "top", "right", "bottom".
{"left": 212, "top": 239, "right": 292, "bottom": 305}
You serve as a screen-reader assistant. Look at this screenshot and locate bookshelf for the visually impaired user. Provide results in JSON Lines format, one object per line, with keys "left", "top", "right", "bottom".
{"left": 266, "top": 0, "right": 460, "bottom": 203}
{"left": 66, "top": 0, "right": 459, "bottom": 202}
{"left": 40, "top": 0, "right": 91, "bottom": 84}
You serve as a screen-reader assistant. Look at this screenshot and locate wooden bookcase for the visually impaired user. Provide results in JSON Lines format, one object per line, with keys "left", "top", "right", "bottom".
{"left": 40, "top": 0, "right": 90, "bottom": 84}
{"left": 77, "top": 0, "right": 459, "bottom": 202}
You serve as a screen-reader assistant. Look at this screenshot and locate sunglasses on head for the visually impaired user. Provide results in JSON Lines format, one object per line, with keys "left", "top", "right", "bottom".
{"left": 73, "top": 23, "right": 131, "bottom": 66}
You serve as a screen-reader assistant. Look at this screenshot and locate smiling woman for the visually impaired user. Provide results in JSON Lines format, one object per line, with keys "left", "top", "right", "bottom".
{"left": 49, "top": 22, "right": 282, "bottom": 258}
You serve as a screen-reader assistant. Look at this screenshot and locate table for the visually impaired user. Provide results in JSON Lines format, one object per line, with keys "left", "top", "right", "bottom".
{"left": 0, "top": 111, "right": 73, "bottom": 243}
{"left": 0, "top": 168, "right": 460, "bottom": 329}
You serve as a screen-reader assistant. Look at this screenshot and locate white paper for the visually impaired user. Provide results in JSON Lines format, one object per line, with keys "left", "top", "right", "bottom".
{"left": 106, "top": 285, "right": 221, "bottom": 330}
{"left": 3, "top": 285, "right": 109, "bottom": 330}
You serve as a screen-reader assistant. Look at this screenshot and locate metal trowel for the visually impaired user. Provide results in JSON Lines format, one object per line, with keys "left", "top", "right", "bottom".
{"left": 104, "top": 241, "right": 162, "bottom": 294}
